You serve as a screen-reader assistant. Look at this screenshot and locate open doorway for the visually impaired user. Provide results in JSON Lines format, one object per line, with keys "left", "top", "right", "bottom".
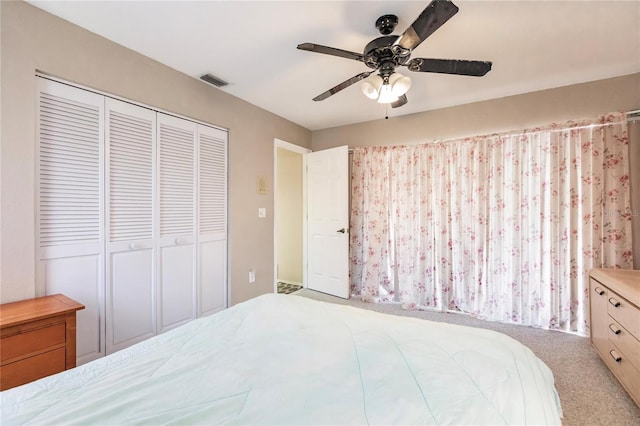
{"left": 273, "top": 139, "right": 311, "bottom": 294}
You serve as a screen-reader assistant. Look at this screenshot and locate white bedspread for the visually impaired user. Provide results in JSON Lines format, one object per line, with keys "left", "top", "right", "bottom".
{"left": 0, "top": 294, "right": 562, "bottom": 425}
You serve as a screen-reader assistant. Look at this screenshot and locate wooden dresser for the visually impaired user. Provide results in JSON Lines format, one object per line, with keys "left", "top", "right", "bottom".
{"left": 0, "top": 294, "right": 84, "bottom": 390}
{"left": 589, "top": 268, "right": 640, "bottom": 406}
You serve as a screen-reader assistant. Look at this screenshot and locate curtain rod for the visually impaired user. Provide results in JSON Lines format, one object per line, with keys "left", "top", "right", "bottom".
{"left": 347, "top": 112, "right": 639, "bottom": 152}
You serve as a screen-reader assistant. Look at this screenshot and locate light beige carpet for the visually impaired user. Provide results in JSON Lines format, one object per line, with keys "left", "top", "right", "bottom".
{"left": 294, "top": 289, "right": 640, "bottom": 426}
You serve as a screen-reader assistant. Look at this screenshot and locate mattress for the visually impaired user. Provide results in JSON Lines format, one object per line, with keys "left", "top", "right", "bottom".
{"left": 0, "top": 294, "right": 562, "bottom": 425}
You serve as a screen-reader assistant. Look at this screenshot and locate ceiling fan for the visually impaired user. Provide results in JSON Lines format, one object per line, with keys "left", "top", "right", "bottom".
{"left": 297, "top": 0, "right": 492, "bottom": 108}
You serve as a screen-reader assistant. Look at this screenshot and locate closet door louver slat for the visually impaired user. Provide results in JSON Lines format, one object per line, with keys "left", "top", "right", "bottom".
{"left": 38, "top": 93, "right": 101, "bottom": 248}
{"left": 108, "top": 110, "right": 154, "bottom": 242}
{"left": 199, "top": 132, "right": 227, "bottom": 235}
{"left": 159, "top": 122, "right": 195, "bottom": 237}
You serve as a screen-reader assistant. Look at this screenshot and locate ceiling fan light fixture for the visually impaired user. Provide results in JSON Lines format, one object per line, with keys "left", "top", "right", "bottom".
{"left": 361, "top": 73, "right": 410, "bottom": 104}
{"left": 298, "top": 0, "right": 492, "bottom": 107}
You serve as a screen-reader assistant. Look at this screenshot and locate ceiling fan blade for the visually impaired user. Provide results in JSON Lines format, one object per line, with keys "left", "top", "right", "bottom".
{"left": 312, "top": 71, "right": 373, "bottom": 101}
{"left": 396, "top": 0, "right": 459, "bottom": 51}
{"left": 391, "top": 94, "right": 408, "bottom": 108}
{"left": 297, "top": 43, "right": 364, "bottom": 62}
{"left": 406, "top": 58, "right": 492, "bottom": 76}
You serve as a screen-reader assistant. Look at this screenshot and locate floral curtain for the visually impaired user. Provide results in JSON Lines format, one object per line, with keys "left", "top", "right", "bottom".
{"left": 350, "top": 113, "right": 632, "bottom": 334}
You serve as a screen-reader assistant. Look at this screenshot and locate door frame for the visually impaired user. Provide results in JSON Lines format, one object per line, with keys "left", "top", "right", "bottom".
{"left": 273, "top": 139, "right": 311, "bottom": 293}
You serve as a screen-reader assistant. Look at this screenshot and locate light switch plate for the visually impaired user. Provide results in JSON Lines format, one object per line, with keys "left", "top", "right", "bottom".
{"left": 258, "top": 208, "right": 266, "bottom": 218}
{"left": 256, "top": 176, "right": 267, "bottom": 194}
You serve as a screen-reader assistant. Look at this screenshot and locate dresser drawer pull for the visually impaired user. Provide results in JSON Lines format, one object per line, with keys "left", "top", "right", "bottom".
{"left": 608, "top": 297, "right": 621, "bottom": 308}
{"left": 608, "top": 323, "right": 622, "bottom": 335}
{"left": 609, "top": 350, "right": 622, "bottom": 363}
{"left": 594, "top": 287, "right": 605, "bottom": 296}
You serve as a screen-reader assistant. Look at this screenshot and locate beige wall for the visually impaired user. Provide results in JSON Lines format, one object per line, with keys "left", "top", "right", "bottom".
{"left": 276, "top": 149, "right": 303, "bottom": 283}
{"left": 313, "top": 73, "right": 640, "bottom": 268}
{"left": 0, "top": 1, "right": 311, "bottom": 305}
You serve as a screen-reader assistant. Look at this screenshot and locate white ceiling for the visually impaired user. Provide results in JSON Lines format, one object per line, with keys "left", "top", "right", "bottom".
{"left": 29, "top": 1, "right": 640, "bottom": 131}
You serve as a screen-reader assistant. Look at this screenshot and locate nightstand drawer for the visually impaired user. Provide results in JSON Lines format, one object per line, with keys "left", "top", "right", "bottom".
{"left": 0, "top": 348, "right": 65, "bottom": 390}
{"left": 608, "top": 316, "right": 640, "bottom": 372}
{"left": 0, "top": 322, "right": 66, "bottom": 363}
{"left": 607, "top": 292, "right": 640, "bottom": 340}
{"left": 604, "top": 341, "right": 640, "bottom": 405}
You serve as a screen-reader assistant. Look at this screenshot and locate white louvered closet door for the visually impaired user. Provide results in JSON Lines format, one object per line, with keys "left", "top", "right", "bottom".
{"left": 105, "top": 98, "right": 157, "bottom": 353}
{"left": 36, "top": 78, "right": 105, "bottom": 364}
{"left": 157, "top": 113, "right": 197, "bottom": 332}
{"left": 198, "top": 124, "right": 228, "bottom": 316}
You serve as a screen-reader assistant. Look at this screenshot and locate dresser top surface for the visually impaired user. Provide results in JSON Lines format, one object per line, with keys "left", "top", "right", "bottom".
{"left": 590, "top": 268, "right": 640, "bottom": 305}
{"left": 0, "top": 294, "right": 85, "bottom": 329}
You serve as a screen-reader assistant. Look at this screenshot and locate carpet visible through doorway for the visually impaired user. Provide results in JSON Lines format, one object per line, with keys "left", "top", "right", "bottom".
{"left": 277, "top": 282, "right": 302, "bottom": 294}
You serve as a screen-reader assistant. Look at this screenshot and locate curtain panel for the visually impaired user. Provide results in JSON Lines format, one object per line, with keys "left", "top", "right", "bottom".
{"left": 350, "top": 113, "right": 632, "bottom": 334}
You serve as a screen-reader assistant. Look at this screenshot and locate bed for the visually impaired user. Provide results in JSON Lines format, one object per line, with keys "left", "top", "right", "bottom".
{"left": 0, "top": 294, "right": 562, "bottom": 425}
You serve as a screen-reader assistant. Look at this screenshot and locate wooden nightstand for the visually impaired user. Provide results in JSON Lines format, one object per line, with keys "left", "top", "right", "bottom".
{"left": 0, "top": 294, "right": 85, "bottom": 390}
{"left": 589, "top": 268, "right": 640, "bottom": 406}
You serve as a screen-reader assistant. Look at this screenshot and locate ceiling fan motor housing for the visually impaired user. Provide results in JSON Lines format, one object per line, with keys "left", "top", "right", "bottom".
{"left": 363, "top": 35, "right": 411, "bottom": 71}
{"left": 375, "top": 14, "right": 399, "bottom": 35}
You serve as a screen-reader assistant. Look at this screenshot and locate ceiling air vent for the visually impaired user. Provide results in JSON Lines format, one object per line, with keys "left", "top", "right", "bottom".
{"left": 200, "top": 73, "right": 228, "bottom": 88}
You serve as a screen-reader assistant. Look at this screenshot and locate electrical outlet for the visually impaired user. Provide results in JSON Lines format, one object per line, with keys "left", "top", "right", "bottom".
{"left": 249, "top": 269, "right": 256, "bottom": 283}
{"left": 258, "top": 208, "right": 266, "bottom": 218}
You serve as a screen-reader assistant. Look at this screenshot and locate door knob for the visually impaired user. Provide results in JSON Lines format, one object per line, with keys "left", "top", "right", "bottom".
{"left": 337, "top": 228, "right": 346, "bottom": 233}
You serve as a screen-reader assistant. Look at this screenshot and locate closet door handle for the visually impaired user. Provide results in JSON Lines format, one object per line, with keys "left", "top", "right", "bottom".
{"left": 175, "top": 238, "right": 181, "bottom": 245}
{"left": 610, "top": 350, "right": 622, "bottom": 363}
{"left": 608, "top": 323, "right": 621, "bottom": 335}
{"left": 128, "top": 243, "right": 137, "bottom": 250}
{"left": 337, "top": 228, "right": 346, "bottom": 234}
{"left": 594, "top": 287, "right": 605, "bottom": 296}
{"left": 609, "top": 297, "right": 621, "bottom": 308}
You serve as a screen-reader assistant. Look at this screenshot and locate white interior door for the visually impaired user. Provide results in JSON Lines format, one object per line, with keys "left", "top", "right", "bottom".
{"left": 197, "top": 124, "right": 228, "bottom": 316}
{"left": 36, "top": 78, "right": 106, "bottom": 364}
{"left": 157, "top": 113, "right": 197, "bottom": 332}
{"left": 306, "top": 145, "right": 349, "bottom": 298}
{"left": 105, "top": 98, "right": 157, "bottom": 353}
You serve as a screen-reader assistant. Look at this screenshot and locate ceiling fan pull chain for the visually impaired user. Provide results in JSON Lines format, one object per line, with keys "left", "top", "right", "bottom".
{"left": 385, "top": 103, "right": 389, "bottom": 120}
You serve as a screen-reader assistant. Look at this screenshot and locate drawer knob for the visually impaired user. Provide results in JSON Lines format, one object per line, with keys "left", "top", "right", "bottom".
{"left": 608, "top": 323, "right": 621, "bottom": 335}
{"left": 608, "top": 297, "right": 621, "bottom": 308}
{"left": 609, "top": 350, "right": 622, "bottom": 363}
{"left": 594, "top": 287, "right": 605, "bottom": 296}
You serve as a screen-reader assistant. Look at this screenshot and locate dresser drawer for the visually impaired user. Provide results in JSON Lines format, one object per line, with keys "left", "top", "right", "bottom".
{"left": 607, "top": 292, "right": 640, "bottom": 340}
{"left": 0, "top": 348, "right": 66, "bottom": 390}
{"left": 604, "top": 341, "right": 640, "bottom": 406}
{"left": 608, "top": 316, "right": 640, "bottom": 372}
{"left": 0, "top": 322, "right": 66, "bottom": 364}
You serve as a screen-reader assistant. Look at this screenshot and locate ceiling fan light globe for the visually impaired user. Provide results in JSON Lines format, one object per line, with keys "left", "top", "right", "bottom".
{"left": 391, "top": 75, "right": 412, "bottom": 97}
{"left": 377, "top": 84, "right": 398, "bottom": 104}
{"left": 361, "top": 81, "right": 379, "bottom": 99}
{"left": 361, "top": 75, "right": 383, "bottom": 100}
